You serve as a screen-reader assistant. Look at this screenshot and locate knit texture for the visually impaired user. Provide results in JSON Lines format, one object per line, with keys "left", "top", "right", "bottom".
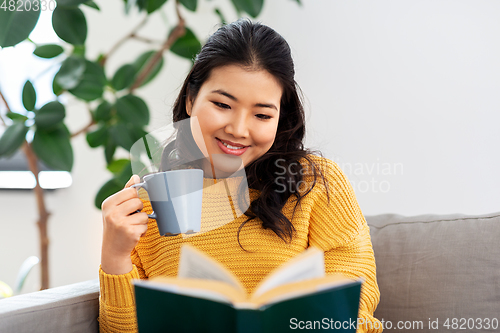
{"left": 99, "top": 155, "right": 382, "bottom": 333}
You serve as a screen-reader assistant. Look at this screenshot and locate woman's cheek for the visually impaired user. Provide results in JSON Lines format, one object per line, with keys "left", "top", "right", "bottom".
{"left": 257, "top": 124, "right": 278, "bottom": 146}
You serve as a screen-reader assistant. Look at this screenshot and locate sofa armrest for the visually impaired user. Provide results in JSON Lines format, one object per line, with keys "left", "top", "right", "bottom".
{"left": 0, "top": 279, "right": 99, "bottom": 333}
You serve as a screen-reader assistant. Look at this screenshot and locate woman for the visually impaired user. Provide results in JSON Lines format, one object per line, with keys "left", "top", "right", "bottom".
{"left": 99, "top": 19, "right": 383, "bottom": 333}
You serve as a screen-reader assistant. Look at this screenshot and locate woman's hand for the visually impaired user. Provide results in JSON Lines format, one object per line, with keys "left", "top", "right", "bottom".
{"left": 100, "top": 175, "right": 149, "bottom": 275}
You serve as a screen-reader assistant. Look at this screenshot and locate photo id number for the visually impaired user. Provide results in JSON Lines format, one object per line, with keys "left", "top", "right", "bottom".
{"left": 442, "top": 318, "right": 498, "bottom": 330}
{"left": 1, "top": 0, "right": 57, "bottom": 12}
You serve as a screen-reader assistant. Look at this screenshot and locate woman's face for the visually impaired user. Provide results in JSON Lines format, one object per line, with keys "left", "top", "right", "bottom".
{"left": 186, "top": 64, "right": 282, "bottom": 178}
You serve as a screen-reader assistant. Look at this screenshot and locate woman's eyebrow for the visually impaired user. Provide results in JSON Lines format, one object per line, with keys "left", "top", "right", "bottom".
{"left": 211, "top": 89, "right": 278, "bottom": 112}
{"left": 255, "top": 103, "right": 278, "bottom": 112}
{"left": 211, "top": 89, "right": 237, "bottom": 101}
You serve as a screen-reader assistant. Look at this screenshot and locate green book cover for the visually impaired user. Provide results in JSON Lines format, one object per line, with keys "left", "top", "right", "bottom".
{"left": 134, "top": 245, "right": 362, "bottom": 332}
{"left": 134, "top": 278, "right": 361, "bottom": 333}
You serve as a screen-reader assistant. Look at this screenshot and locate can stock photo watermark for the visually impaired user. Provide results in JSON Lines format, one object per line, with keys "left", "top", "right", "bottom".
{"left": 273, "top": 156, "right": 404, "bottom": 195}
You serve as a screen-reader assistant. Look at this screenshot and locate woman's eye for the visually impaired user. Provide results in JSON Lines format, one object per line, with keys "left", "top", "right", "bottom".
{"left": 256, "top": 114, "right": 272, "bottom": 120}
{"left": 212, "top": 102, "right": 230, "bottom": 109}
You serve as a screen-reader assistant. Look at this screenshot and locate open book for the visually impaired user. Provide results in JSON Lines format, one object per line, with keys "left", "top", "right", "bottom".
{"left": 133, "top": 245, "right": 362, "bottom": 333}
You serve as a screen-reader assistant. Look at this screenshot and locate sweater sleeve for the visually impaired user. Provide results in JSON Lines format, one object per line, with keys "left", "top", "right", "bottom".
{"left": 99, "top": 241, "right": 147, "bottom": 333}
{"left": 308, "top": 158, "right": 383, "bottom": 333}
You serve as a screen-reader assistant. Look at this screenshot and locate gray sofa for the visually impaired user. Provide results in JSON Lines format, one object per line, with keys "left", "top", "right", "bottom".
{"left": 1, "top": 212, "right": 499, "bottom": 333}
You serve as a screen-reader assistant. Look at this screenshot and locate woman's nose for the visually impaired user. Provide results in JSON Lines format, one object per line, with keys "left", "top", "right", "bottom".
{"left": 225, "top": 112, "right": 249, "bottom": 138}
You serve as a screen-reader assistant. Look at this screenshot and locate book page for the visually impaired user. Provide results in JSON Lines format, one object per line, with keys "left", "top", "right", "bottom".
{"left": 136, "top": 277, "right": 247, "bottom": 305}
{"left": 253, "top": 247, "right": 325, "bottom": 298}
{"left": 177, "top": 244, "right": 245, "bottom": 292}
{"left": 250, "top": 275, "right": 360, "bottom": 307}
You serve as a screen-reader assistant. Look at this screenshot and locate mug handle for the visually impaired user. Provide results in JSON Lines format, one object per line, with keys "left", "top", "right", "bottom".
{"left": 131, "top": 182, "right": 157, "bottom": 219}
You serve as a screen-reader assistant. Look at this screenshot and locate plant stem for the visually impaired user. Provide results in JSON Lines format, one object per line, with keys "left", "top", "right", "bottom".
{"left": 0, "top": 89, "right": 10, "bottom": 126}
{"left": 129, "top": 1, "right": 186, "bottom": 92}
{"left": 71, "top": 104, "right": 96, "bottom": 138}
{"left": 71, "top": 121, "right": 95, "bottom": 138}
{"left": 100, "top": 16, "right": 149, "bottom": 66}
{"left": 22, "top": 142, "right": 50, "bottom": 290}
{"left": 0, "top": 87, "right": 50, "bottom": 290}
{"left": 131, "top": 35, "right": 163, "bottom": 45}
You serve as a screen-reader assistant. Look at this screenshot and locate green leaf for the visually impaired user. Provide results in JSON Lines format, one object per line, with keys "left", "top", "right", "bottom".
{"left": 56, "top": 0, "right": 89, "bottom": 6}
{"left": 170, "top": 27, "right": 201, "bottom": 60}
{"left": 135, "top": 0, "right": 148, "bottom": 12}
{"left": 111, "top": 64, "right": 136, "bottom": 91}
{"left": 132, "top": 127, "right": 148, "bottom": 144}
{"left": 0, "top": 122, "right": 28, "bottom": 157}
{"left": 52, "top": 6, "right": 87, "bottom": 45}
{"left": 214, "top": 8, "right": 227, "bottom": 24}
{"left": 33, "top": 44, "right": 64, "bottom": 59}
{"left": 94, "top": 178, "right": 123, "bottom": 209}
{"left": 146, "top": 0, "right": 169, "bottom": 13}
{"left": 0, "top": 1, "right": 40, "bottom": 47}
{"left": 109, "top": 122, "right": 147, "bottom": 152}
{"left": 293, "top": 0, "right": 302, "bottom": 5}
{"left": 54, "top": 56, "right": 86, "bottom": 90}
{"left": 53, "top": 78, "right": 64, "bottom": 96}
{"left": 34, "top": 101, "right": 66, "bottom": 130}
{"left": 231, "top": 0, "right": 263, "bottom": 17}
{"left": 6, "top": 112, "right": 29, "bottom": 122}
{"left": 86, "top": 125, "right": 108, "bottom": 148}
{"left": 93, "top": 100, "right": 112, "bottom": 122}
{"left": 72, "top": 44, "right": 86, "bottom": 57}
{"left": 83, "top": 1, "right": 100, "bottom": 10}
{"left": 115, "top": 94, "right": 149, "bottom": 127}
{"left": 124, "top": 0, "right": 136, "bottom": 14}
{"left": 130, "top": 133, "right": 163, "bottom": 171}
{"left": 104, "top": 138, "right": 117, "bottom": 164}
{"left": 178, "top": 0, "right": 197, "bottom": 11}
{"left": 32, "top": 124, "right": 73, "bottom": 171}
{"left": 230, "top": 0, "right": 241, "bottom": 16}
{"left": 115, "top": 160, "right": 133, "bottom": 185}
{"left": 109, "top": 123, "right": 136, "bottom": 151}
{"left": 107, "top": 158, "right": 130, "bottom": 174}
{"left": 131, "top": 158, "right": 148, "bottom": 178}
{"left": 132, "top": 51, "right": 164, "bottom": 88}
{"left": 68, "top": 61, "right": 107, "bottom": 101}
{"left": 22, "top": 80, "right": 37, "bottom": 111}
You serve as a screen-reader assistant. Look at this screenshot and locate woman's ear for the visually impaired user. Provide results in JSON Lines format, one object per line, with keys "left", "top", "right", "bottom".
{"left": 186, "top": 95, "right": 193, "bottom": 116}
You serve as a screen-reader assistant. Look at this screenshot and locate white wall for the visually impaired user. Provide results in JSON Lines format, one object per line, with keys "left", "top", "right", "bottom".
{"left": 1, "top": 0, "right": 499, "bottom": 291}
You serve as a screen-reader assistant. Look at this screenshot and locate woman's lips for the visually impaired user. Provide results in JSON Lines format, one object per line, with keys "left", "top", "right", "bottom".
{"left": 216, "top": 138, "right": 249, "bottom": 156}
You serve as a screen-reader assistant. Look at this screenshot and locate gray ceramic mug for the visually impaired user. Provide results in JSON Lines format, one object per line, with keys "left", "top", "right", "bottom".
{"left": 131, "top": 169, "right": 203, "bottom": 236}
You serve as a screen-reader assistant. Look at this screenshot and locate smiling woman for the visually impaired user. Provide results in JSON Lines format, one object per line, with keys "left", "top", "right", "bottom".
{"left": 98, "top": 19, "right": 383, "bottom": 333}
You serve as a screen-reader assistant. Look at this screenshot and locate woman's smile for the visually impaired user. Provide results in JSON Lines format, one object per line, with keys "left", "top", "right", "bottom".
{"left": 216, "top": 138, "right": 249, "bottom": 156}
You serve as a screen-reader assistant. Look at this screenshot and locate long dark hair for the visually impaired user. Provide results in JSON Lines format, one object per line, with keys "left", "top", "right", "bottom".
{"left": 162, "top": 19, "right": 330, "bottom": 245}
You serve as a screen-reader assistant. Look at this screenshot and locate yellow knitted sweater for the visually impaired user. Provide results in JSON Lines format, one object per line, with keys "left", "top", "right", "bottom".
{"left": 99, "top": 155, "right": 382, "bottom": 333}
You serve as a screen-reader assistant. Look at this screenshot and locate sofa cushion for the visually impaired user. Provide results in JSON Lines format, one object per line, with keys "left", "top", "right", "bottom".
{"left": 366, "top": 212, "right": 500, "bottom": 332}
{"left": 0, "top": 279, "right": 99, "bottom": 333}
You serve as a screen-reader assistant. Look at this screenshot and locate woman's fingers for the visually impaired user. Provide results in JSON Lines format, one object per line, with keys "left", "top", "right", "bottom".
{"left": 128, "top": 212, "right": 149, "bottom": 227}
{"left": 125, "top": 175, "right": 140, "bottom": 188}
{"left": 117, "top": 197, "right": 144, "bottom": 216}
{"left": 102, "top": 187, "right": 139, "bottom": 210}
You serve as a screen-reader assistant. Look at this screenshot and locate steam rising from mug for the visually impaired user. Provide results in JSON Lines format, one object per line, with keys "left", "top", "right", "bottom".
{"left": 129, "top": 118, "right": 250, "bottom": 237}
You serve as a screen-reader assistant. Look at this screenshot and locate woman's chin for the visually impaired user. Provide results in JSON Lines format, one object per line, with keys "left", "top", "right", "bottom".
{"left": 203, "top": 154, "right": 245, "bottom": 178}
